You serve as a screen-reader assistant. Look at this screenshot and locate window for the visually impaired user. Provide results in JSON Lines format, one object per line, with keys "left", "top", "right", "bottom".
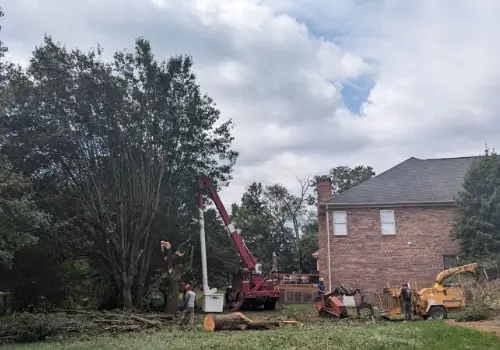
{"left": 443, "top": 255, "right": 458, "bottom": 270}
{"left": 333, "top": 211, "right": 347, "bottom": 235}
{"left": 380, "top": 210, "right": 395, "bottom": 235}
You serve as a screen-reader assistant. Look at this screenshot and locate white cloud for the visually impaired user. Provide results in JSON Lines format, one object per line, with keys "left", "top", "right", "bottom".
{"left": 2, "top": 0, "right": 499, "bottom": 208}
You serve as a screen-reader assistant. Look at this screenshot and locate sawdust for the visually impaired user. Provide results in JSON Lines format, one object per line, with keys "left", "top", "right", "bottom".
{"left": 447, "top": 319, "right": 500, "bottom": 337}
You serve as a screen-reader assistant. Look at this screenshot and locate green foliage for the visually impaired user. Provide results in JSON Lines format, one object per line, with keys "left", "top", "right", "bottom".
{"left": 453, "top": 150, "right": 500, "bottom": 263}
{"left": 232, "top": 183, "right": 300, "bottom": 272}
{"left": 231, "top": 180, "right": 315, "bottom": 273}
{"left": 2, "top": 313, "right": 61, "bottom": 343}
{"left": 0, "top": 156, "right": 50, "bottom": 266}
{"left": 330, "top": 165, "right": 375, "bottom": 195}
{"left": 298, "top": 219, "right": 318, "bottom": 272}
{"left": 1, "top": 36, "right": 237, "bottom": 308}
{"left": 199, "top": 208, "right": 241, "bottom": 285}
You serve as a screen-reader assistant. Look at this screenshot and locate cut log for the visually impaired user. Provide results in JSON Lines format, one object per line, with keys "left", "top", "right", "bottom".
{"left": 204, "top": 313, "right": 248, "bottom": 332}
{"left": 203, "top": 312, "right": 299, "bottom": 332}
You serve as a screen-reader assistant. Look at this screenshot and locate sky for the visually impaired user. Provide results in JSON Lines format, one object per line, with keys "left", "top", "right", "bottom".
{"left": 2, "top": 0, "right": 500, "bottom": 207}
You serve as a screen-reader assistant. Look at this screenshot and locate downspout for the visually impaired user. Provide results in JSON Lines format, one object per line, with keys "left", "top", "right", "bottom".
{"left": 326, "top": 210, "right": 332, "bottom": 292}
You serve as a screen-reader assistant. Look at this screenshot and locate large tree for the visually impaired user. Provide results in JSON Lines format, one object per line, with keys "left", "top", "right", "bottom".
{"left": 453, "top": 149, "right": 500, "bottom": 263}
{"left": 264, "top": 178, "right": 314, "bottom": 245}
{"left": 330, "top": 165, "right": 375, "bottom": 195}
{"left": 231, "top": 181, "right": 312, "bottom": 272}
{"left": 1, "top": 36, "right": 237, "bottom": 309}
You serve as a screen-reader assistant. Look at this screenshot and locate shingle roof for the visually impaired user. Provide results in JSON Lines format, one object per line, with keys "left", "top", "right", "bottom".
{"left": 325, "top": 156, "right": 480, "bottom": 206}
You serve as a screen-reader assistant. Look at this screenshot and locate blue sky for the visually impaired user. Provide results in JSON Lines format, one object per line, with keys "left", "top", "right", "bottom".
{"left": 2, "top": 0, "right": 500, "bottom": 206}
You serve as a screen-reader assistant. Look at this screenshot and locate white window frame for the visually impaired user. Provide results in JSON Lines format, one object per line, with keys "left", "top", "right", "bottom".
{"left": 332, "top": 211, "right": 347, "bottom": 236}
{"left": 380, "top": 209, "right": 396, "bottom": 235}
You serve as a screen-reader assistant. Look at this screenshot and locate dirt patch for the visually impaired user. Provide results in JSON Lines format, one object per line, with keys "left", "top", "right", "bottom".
{"left": 447, "top": 319, "right": 500, "bottom": 337}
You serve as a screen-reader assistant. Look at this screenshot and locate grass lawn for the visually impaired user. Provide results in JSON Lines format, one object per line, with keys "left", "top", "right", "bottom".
{"left": 2, "top": 304, "right": 499, "bottom": 349}
{"left": 4, "top": 320, "right": 500, "bottom": 350}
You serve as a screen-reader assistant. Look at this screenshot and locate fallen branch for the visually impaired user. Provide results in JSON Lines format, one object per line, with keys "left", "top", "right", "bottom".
{"left": 129, "top": 315, "right": 162, "bottom": 326}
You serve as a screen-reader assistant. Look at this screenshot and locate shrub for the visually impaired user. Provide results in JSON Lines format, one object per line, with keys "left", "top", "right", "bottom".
{"left": 2, "top": 312, "right": 61, "bottom": 342}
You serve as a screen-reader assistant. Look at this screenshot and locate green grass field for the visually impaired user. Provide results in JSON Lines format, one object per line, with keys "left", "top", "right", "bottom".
{"left": 5, "top": 321, "right": 500, "bottom": 350}
{"left": 2, "top": 304, "right": 499, "bottom": 349}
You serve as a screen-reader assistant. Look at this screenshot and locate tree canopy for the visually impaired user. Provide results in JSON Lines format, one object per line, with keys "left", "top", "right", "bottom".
{"left": 330, "top": 165, "right": 375, "bottom": 195}
{"left": 231, "top": 180, "right": 315, "bottom": 272}
{"left": 0, "top": 36, "right": 238, "bottom": 309}
{"left": 453, "top": 149, "right": 500, "bottom": 264}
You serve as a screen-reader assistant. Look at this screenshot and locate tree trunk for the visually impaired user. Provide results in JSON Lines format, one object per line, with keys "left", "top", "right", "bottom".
{"left": 203, "top": 313, "right": 296, "bottom": 332}
{"left": 122, "top": 284, "right": 133, "bottom": 310}
{"left": 166, "top": 274, "right": 179, "bottom": 314}
{"left": 203, "top": 313, "right": 248, "bottom": 331}
{"left": 163, "top": 292, "right": 168, "bottom": 310}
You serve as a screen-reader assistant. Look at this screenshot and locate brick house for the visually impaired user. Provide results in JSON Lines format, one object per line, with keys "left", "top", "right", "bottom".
{"left": 316, "top": 156, "right": 478, "bottom": 300}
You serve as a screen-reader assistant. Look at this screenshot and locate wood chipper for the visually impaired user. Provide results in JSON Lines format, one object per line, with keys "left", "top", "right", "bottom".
{"left": 377, "top": 263, "right": 490, "bottom": 320}
{"left": 315, "top": 284, "right": 373, "bottom": 319}
{"left": 315, "top": 292, "right": 348, "bottom": 318}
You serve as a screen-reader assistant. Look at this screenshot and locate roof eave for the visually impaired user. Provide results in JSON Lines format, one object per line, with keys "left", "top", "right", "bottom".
{"left": 319, "top": 200, "right": 456, "bottom": 209}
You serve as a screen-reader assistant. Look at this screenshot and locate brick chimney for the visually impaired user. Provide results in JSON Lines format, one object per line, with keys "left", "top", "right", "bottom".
{"left": 315, "top": 175, "right": 332, "bottom": 206}
{"left": 315, "top": 175, "right": 332, "bottom": 291}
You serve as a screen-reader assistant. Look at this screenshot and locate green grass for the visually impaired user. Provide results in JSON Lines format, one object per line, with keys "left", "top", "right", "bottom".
{"left": 1, "top": 305, "right": 497, "bottom": 349}
{"left": 4, "top": 321, "right": 500, "bottom": 350}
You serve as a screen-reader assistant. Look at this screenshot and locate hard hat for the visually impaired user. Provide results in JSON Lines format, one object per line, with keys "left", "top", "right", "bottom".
{"left": 319, "top": 278, "right": 324, "bottom": 282}
{"left": 184, "top": 284, "right": 191, "bottom": 290}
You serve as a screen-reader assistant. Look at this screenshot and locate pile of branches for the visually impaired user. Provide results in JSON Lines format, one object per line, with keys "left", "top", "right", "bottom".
{"left": 67, "top": 310, "right": 177, "bottom": 331}
{"left": 457, "top": 277, "right": 500, "bottom": 322}
{"left": 0, "top": 310, "right": 176, "bottom": 344}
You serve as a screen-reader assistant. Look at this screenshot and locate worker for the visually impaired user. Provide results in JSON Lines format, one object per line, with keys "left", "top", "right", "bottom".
{"left": 179, "top": 284, "right": 196, "bottom": 326}
{"left": 400, "top": 283, "right": 412, "bottom": 322}
{"left": 317, "top": 278, "right": 326, "bottom": 293}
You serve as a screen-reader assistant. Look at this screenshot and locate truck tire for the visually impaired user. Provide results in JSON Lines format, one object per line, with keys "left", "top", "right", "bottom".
{"left": 264, "top": 301, "right": 276, "bottom": 310}
{"left": 429, "top": 306, "right": 447, "bottom": 320}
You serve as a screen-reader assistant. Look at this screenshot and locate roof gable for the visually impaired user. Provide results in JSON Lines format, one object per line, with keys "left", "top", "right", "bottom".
{"left": 325, "top": 156, "right": 480, "bottom": 206}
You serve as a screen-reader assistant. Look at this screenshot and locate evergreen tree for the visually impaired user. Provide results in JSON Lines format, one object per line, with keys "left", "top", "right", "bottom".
{"left": 453, "top": 148, "right": 500, "bottom": 263}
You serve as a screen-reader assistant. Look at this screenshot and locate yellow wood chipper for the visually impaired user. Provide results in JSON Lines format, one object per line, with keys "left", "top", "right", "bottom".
{"left": 377, "top": 263, "right": 486, "bottom": 320}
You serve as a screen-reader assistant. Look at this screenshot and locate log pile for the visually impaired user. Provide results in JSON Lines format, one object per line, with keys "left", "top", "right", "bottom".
{"left": 203, "top": 312, "right": 298, "bottom": 332}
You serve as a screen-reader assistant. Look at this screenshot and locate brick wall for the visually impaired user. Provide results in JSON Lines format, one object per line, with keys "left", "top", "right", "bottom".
{"left": 315, "top": 177, "right": 460, "bottom": 302}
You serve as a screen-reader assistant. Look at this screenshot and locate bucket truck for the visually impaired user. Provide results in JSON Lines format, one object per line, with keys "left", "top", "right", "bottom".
{"left": 197, "top": 175, "right": 280, "bottom": 312}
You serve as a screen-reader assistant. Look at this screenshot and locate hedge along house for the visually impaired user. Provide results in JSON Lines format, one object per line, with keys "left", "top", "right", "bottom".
{"left": 315, "top": 156, "right": 478, "bottom": 300}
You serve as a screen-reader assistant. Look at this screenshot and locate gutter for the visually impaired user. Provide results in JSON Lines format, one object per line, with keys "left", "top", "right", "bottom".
{"left": 320, "top": 200, "right": 456, "bottom": 209}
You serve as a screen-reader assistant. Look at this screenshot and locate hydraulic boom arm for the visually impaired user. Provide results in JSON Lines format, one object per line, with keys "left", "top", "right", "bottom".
{"left": 197, "top": 175, "right": 258, "bottom": 271}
